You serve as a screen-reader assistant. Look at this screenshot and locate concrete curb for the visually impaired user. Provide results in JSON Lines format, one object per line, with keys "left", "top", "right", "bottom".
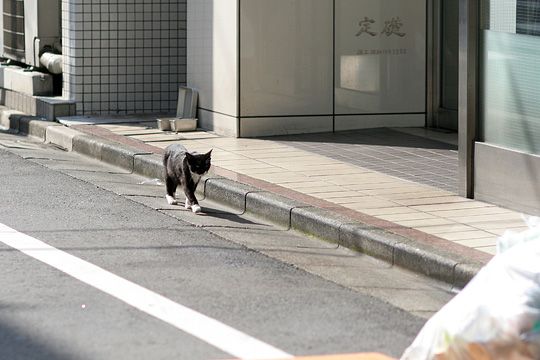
{"left": 3, "top": 111, "right": 486, "bottom": 288}
{"left": 204, "top": 178, "right": 262, "bottom": 213}
{"left": 0, "top": 108, "right": 25, "bottom": 130}
{"left": 246, "top": 192, "right": 306, "bottom": 229}
{"left": 45, "top": 125, "right": 81, "bottom": 151}
{"left": 134, "top": 153, "right": 164, "bottom": 180}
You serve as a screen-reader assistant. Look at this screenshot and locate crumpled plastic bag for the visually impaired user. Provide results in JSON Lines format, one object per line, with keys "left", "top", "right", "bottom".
{"left": 497, "top": 216, "right": 540, "bottom": 254}
{"left": 401, "top": 216, "right": 540, "bottom": 360}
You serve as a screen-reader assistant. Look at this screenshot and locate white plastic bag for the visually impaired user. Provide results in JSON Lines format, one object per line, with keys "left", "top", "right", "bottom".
{"left": 401, "top": 218, "right": 540, "bottom": 360}
{"left": 497, "top": 216, "right": 540, "bottom": 254}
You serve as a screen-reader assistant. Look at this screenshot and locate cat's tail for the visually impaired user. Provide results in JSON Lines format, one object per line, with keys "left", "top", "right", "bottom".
{"left": 162, "top": 148, "right": 171, "bottom": 176}
{"left": 163, "top": 150, "right": 170, "bottom": 167}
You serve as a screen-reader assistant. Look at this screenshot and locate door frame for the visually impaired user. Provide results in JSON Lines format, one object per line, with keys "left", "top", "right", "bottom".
{"left": 426, "top": 0, "right": 440, "bottom": 129}
{"left": 427, "top": 0, "right": 458, "bottom": 130}
{"left": 429, "top": 0, "right": 478, "bottom": 197}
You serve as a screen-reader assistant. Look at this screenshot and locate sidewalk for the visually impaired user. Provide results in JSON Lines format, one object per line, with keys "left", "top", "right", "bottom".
{"left": 5, "top": 112, "right": 531, "bottom": 287}
{"left": 85, "top": 120, "right": 527, "bottom": 254}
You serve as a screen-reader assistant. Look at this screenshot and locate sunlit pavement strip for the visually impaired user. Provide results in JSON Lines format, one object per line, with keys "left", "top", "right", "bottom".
{"left": 0, "top": 223, "right": 292, "bottom": 360}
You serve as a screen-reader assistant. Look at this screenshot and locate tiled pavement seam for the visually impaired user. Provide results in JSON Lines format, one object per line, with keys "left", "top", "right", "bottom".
{"left": 1, "top": 114, "right": 500, "bottom": 288}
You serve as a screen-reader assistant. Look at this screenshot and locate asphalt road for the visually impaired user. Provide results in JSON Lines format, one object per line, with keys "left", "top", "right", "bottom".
{"left": 0, "top": 132, "right": 454, "bottom": 359}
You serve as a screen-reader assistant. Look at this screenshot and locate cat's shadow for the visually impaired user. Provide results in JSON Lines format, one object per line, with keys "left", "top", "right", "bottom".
{"left": 178, "top": 204, "right": 258, "bottom": 226}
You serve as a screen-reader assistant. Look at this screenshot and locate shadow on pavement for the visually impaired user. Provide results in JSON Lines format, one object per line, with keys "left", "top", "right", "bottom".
{"left": 0, "top": 316, "right": 73, "bottom": 360}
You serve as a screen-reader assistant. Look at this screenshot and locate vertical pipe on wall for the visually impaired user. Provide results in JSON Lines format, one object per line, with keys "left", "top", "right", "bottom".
{"left": 458, "top": 0, "right": 479, "bottom": 198}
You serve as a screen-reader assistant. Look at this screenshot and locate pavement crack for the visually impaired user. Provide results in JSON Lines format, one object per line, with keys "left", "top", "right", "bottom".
{"left": 123, "top": 194, "right": 162, "bottom": 198}
{"left": 26, "top": 157, "right": 72, "bottom": 161}
{"left": 195, "top": 225, "right": 282, "bottom": 231}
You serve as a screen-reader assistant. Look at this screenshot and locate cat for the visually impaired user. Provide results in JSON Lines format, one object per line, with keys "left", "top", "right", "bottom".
{"left": 163, "top": 144, "right": 212, "bottom": 213}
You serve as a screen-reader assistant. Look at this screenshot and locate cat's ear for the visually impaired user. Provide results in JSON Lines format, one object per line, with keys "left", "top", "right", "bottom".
{"left": 206, "top": 149, "right": 213, "bottom": 157}
{"left": 185, "top": 152, "right": 195, "bottom": 161}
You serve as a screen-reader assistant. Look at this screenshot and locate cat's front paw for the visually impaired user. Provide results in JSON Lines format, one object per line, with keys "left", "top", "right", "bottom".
{"left": 191, "top": 204, "right": 202, "bottom": 214}
{"left": 166, "top": 195, "right": 178, "bottom": 205}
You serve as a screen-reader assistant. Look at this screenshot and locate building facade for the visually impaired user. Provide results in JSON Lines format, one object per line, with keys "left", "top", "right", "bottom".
{"left": 61, "top": 0, "right": 187, "bottom": 115}
{"left": 0, "top": 0, "right": 538, "bottom": 215}
{"left": 467, "top": 0, "right": 540, "bottom": 214}
{"left": 0, "top": 0, "right": 186, "bottom": 116}
{"left": 187, "top": 0, "right": 427, "bottom": 137}
{"left": 186, "top": 0, "right": 540, "bottom": 215}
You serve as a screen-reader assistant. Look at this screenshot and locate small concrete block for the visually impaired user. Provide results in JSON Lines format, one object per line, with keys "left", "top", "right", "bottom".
{"left": 393, "top": 241, "right": 458, "bottom": 284}
{"left": 170, "top": 118, "right": 197, "bottom": 132}
{"left": 134, "top": 154, "right": 165, "bottom": 181}
{"left": 12, "top": 115, "right": 43, "bottom": 134}
{"left": 72, "top": 134, "right": 106, "bottom": 160}
{"left": 0, "top": 105, "right": 8, "bottom": 129}
{"left": 29, "top": 72, "right": 53, "bottom": 96}
{"left": 204, "top": 178, "right": 260, "bottom": 212}
{"left": 45, "top": 125, "right": 82, "bottom": 151}
{"left": 339, "top": 223, "right": 400, "bottom": 263}
{"left": 453, "top": 262, "right": 484, "bottom": 289}
{"left": 100, "top": 143, "right": 150, "bottom": 171}
{"left": 0, "top": 65, "right": 6, "bottom": 87}
{"left": 0, "top": 110, "right": 25, "bottom": 131}
{"left": 1, "top": 88, "right": 38, "bottom": 115}
{"left": 4, "top": 89, "right": 14, "bottom": 108}
{"left": 0, "top": 65, "right": 22, "bottom": 90}
{"left": 291, "top": 207, "right": 351, "bottom": 244}
{"left": 19, "top": 117, "right": 58, "bottom": 140}
{"left": 197, "top": 174, "right": 215, "bottom": 197}
{"left": 37, "top": 97, "right": 77, "bottom": 120}
{"left": 6, "top": 114, "right": 24, "bottom": 132}
{"left": 246, "top": 192, "right": 305, "bottom": 228}
{"left": 53, "top": 104, "right": 73, "bottom": 118}
{"left": 4, "top": 67, "right": 53, "bottom": 96}
{"left": 157, "top": 118, "right": 171, "bottom": 131}
{"left": 26, "top": 96, "right": 37, "bottom": 115}
{"left": 36, "top": 96, "right": 76, "bottom": 106}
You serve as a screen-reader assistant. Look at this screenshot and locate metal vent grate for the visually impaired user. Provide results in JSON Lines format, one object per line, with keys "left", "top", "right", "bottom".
{"left": 3, "top": 0, "right": 25, "bottom": 61}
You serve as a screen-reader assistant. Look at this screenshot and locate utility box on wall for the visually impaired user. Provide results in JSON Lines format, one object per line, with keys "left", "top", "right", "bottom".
{"left": 188, "top": 0, "right": 427, "bottom": 138}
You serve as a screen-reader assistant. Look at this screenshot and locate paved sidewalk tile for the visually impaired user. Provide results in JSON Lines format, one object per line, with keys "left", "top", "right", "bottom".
{"left": 93, "top": 123, "right": 534, "bottom": 256}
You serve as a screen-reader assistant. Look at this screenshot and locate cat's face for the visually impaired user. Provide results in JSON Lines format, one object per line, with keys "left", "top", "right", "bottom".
{"left": 186, "top": 150, "right": 212, "bottom": 175}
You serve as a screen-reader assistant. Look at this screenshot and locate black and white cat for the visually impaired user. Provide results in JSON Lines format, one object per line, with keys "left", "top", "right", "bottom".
{"left": 163, "top": 144, "right": 212, "bottom": 213}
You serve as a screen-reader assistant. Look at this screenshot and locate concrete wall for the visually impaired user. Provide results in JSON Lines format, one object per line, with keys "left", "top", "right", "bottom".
{"left": 187, "top": 0, "right": 239, "bottom": 136}
{"left": 62, "top": 0, "right": 187, "bottom": 115}
{"left": 188, "top": 0, "right": 427, "bottom": 138}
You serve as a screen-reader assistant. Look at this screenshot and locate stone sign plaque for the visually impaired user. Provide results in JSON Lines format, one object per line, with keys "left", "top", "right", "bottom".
{"left": 335, "top": 0, "right": 426, "bottom": 114}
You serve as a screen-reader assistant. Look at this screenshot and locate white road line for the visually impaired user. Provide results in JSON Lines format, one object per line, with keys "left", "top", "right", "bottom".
{"left": 0, "top": 223, "right": 293, "bottom": 360}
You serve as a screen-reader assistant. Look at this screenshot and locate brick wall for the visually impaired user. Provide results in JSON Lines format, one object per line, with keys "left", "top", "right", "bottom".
{"left": 62, "top": 0, "right": 186, "bottom": 115}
